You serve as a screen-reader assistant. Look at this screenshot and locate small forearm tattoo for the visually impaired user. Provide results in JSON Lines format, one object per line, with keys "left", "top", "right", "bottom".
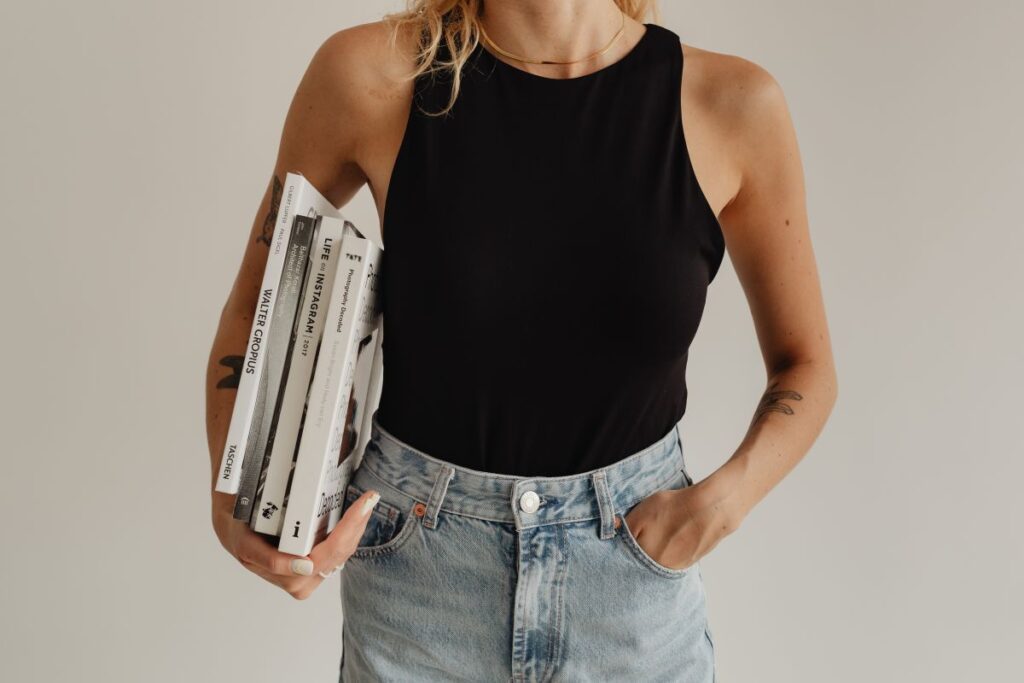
{"left": 753, "top": 381, "right": 803, "bottom": 423}
{"left": 257, "top": 174, "right": 283, "bottom": 247}
{"left": 216, "top": 355, "right": 244, "bottom": 389}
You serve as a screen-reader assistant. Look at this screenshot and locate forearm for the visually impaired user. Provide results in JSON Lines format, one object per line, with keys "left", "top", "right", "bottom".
{"left": 695, "top": 358, "right": 838, "bottom": 533}
{"left": 205, "top": 173, "right": 280, "bottom": 509}
{"left": 205, "top": 299, "right": 259, "bottom": 509}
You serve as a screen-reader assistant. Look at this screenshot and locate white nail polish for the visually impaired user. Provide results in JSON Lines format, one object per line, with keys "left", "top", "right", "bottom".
{"left": 361, "top": 493, "right": 381, "bottom": 516}
{"left": 291, "top": 558, "right": 314, "bottom": 576}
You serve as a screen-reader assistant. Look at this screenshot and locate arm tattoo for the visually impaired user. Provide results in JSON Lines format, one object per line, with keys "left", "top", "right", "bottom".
{"left": 216, "top": 355, "right": 244, "bottom": 389}
{"left": 753, "top": 381, "right": 803, "bottom": 423}
{"left": 257, "top": 174, "right": 283, "bottom": 247}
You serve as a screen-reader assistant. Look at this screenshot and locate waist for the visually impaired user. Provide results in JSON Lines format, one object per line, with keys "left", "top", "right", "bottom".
{"left": 357, "top": 410, "right": 691, "bottom": 527}
{"left": 374, "top": 350, "right": 693, "bottom": 475}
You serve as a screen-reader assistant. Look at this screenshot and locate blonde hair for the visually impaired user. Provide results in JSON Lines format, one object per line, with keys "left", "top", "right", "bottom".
{"left": 382, "top": 1, "right": 661, "bottom": 117}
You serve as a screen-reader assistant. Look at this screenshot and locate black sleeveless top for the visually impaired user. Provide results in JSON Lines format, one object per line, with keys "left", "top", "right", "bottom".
{"left": 375, "top": 22, "right": 725, "bottom": 477}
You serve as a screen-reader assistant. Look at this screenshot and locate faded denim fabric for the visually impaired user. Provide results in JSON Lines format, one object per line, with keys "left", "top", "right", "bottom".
{"left": 338, "top": 411, "right": 716, "bottom": 683}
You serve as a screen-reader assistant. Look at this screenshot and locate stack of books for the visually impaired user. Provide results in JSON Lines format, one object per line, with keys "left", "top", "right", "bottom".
{"left": 215, "top": 171, "right": 384, "bottom": 558}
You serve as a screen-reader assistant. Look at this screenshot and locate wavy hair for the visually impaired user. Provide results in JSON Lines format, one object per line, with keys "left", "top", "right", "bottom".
{"left": 381, "top": 1, "right": 661, "bottom": 117}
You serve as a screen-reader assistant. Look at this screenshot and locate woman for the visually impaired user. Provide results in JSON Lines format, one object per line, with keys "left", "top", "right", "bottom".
{"left": 208, "top": 0, "right": 837, "bottom": 680}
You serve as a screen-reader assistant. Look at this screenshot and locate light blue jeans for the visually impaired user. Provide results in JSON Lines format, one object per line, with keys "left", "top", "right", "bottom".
{"left": 338, "top": 412, "right": 716, "bottom": 682}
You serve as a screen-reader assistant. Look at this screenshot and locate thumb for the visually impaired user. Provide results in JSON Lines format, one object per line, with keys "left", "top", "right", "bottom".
{"left": 347, "top": 489, "right": 381, "bottom": 525}
{"left": 309, "top": 489, "right": 380, "bottom": 572}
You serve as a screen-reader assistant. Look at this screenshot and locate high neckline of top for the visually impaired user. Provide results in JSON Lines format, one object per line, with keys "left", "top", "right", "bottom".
{"left": 473, "top": 22, "right": 655, "bottom": 85}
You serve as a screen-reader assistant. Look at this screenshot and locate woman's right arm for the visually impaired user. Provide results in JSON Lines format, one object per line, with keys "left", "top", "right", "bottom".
{"left": 204, "top": 25, "right": 391, "bottom": 599}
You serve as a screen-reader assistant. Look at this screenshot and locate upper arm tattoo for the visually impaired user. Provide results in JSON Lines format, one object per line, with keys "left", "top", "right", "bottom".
{"left": 257, "top": 174, "right": 283, "bottom": 247}
{"left": 220, "top": 175, "right": 282, "bottom": 388}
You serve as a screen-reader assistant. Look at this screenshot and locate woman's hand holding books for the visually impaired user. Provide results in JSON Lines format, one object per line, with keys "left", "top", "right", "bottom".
{"left": 212, "top": 488, "right": 381, "bottom": 599}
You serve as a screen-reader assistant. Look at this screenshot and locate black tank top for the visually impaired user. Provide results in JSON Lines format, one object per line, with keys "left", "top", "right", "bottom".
{"left": 375, "top": 22, "right": 725, "bottom": 477}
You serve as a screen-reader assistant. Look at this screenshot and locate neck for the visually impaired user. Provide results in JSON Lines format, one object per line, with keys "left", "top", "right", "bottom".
{"left": 479, "top": 1, "right": 641, "bottom": 77}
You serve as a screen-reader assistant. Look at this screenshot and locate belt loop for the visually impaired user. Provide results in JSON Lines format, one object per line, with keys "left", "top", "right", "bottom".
{"left": 675, "top": 422, "right": 694, "bottom": 487}
{"left": 591, "top": 470, "right": 617, "bottom": 540}
{"left": 423, "top": 465, "right": 455, "bottom": 530}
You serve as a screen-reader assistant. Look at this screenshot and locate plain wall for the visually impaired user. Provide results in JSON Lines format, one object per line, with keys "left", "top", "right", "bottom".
{"left": 1, "top": 1, "right": 1021, "bottom": 681}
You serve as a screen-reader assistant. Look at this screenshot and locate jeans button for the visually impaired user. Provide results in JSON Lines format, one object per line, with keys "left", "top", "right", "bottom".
{"left": 519, "top": 490, "right": 540, "bottom": 514}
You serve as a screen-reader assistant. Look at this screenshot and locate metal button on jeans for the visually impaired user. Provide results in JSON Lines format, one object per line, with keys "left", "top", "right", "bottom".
{"left": 519, "top": 490, "right": 540, "bottom": 514}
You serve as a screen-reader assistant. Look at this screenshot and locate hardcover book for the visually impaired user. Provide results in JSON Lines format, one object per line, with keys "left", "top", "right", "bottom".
{"left": 233, "top": 213, "right": 318, "bottom": 522}
{"left": 277, "top": 227, "right": 384, "bottom": 556}
{"left": 251, "top": 215, "right": 354, "bottom": 535}
{"left": 215, "top": 172, "right": 340, "bottom": 494}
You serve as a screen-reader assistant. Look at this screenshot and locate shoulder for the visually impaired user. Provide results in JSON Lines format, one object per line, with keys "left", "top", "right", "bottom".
{"left": 679, "top": 42, "right": 791, "bottom": 143}
{"left": 675, "top": 41, "right": 798, "bottom": 209}
{"left": 277, "top": 20, "right": 421, "bottom": 198}
{"left": 305, "top": 20, "right": 421, "bottom": 119}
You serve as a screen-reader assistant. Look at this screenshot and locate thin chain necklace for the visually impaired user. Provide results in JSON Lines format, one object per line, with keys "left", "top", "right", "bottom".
{"left": 478, "top": 9, "right": 627, "bottom": 66}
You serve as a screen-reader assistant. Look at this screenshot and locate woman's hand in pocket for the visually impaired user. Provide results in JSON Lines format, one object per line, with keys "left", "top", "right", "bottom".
{"left": 212, "top": 489, "right": 380, "bottom": 600}
{"left": 622, "top": 477, "right": 744, "bottom": 571}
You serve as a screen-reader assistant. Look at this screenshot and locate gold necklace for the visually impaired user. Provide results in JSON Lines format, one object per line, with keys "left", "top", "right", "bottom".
{"left": 478, "top": 9, "right": 627, "bottom": 66}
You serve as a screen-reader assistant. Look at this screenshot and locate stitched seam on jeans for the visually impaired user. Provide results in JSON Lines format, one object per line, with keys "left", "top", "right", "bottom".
{"left": 623, "top": 535, "right": 686, "bottom": 578}
{"left": 617, "top": 468, "right": 688, "bottom": 515}
{"left": 540, "top": 523, "right": 569, "bottom": 682}
{"left": 358, "top": 466, "right": 422, "bottom": 507}
{"left": 358, "top": 466, "right": 683, "bottom": 527}
{"left": 618, "top": 516, "right": 688, "bottom": 578}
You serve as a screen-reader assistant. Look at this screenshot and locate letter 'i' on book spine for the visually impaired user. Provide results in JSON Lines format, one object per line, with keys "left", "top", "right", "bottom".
{"left": 233, "top": 214, "right": 318, "bottom": 523}
{"left": 215, "top": 172, "right": 340, "bottom": 495}
{"left": 250, "top": 215, "right": 348, "bottom": 535}
{"left": 278, "top": 230, "right": 384, "bottom": 556}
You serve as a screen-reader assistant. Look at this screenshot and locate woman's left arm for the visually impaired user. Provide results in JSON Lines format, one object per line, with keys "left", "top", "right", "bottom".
{"left": 631, "top": 58, "right": 839, "bottom": 570}
{"left": 695, "top": 59, "right": 839, "bottom": 548}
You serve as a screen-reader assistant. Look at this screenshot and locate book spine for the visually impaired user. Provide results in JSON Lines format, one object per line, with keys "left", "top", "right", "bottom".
{"left": 271, "top": 220, "right": 364, "bottom": 539}
{"left": 247, "top": 215, "right": 325, "bottom": 531}
{"left": 251, "top": 217, "right": 346, "bottom": 535}
{"left": 278, "top": 236, "right": 378, "bottom": 556}
{"left": 233, "top": 214, "right": 317, "bottom": 522}
{"left": 214, "top": 174, "right": 299, "bottom": 493}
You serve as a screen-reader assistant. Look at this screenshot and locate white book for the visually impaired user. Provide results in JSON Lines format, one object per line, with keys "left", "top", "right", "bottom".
{"left": 251, "top": 216, "right": 352, "bottom": 535}
{"left": 278, "top": 230, "right": 383, "bottom": 556}
{"left": 215, "top": 172, "right": 340, "bottom": 494}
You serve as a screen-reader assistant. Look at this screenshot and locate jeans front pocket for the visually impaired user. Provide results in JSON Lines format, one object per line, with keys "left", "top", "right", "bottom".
{"left": 616, "top": 509, "right": 693, "bottom": 579}
{"left": 342, "top": 470, "right": 421, "bottom": 560}
{"left": 614, "top": 468, "right": 694, "bottom": 580}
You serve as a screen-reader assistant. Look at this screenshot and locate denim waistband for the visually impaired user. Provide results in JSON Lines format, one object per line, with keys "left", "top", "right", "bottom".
{"left": 359, "top": 411, "right": 690, "bottom": 540}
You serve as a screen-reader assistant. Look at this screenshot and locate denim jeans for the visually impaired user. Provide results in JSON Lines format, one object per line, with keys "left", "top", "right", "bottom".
{"left": 338, "top": 411, "right": 716, "bottom": 682}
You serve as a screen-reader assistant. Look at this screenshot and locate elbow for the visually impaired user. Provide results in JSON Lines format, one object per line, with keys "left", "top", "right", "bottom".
{"left": 767, "top": 352, "right": 839, "bottom": 405}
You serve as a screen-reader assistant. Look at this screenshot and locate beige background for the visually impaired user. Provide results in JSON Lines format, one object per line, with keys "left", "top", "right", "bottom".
{"left": 2, "top": 1, "right": 1021, "bottom": 681}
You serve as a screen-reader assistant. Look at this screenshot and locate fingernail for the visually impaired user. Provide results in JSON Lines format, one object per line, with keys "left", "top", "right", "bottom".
{"left": 291, "top": 558, "right": 314, "bottom": 576}
{"left": 360, "top": 492, "right": 381, "bottom": 516}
